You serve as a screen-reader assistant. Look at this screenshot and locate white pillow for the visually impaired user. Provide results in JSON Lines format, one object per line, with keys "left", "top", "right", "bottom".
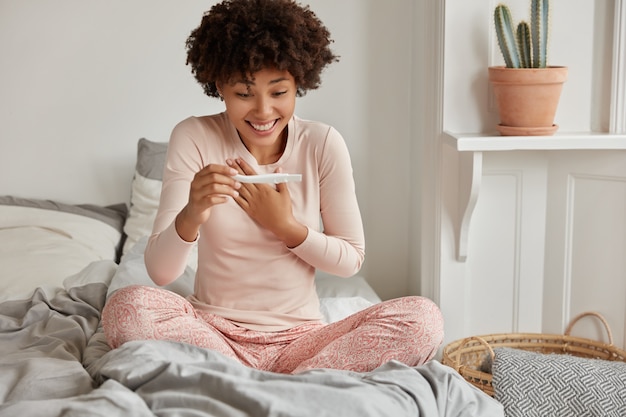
{"left": 315, "top": 271, "right": 382, "bottom": 304}
{"left": 319, "top": 297, "right": 374, "bottom": 323}
{"left": 0, "top": 202, "right": 125, "bottom": 302}
{"left": 122, "top": 173, "right": 162, "bottom": 255}
{"left": 123, "top": 138, "right": 198, "bottom": 269}
{"left": 123, "top": 138, "right": 167, "bottom": 255}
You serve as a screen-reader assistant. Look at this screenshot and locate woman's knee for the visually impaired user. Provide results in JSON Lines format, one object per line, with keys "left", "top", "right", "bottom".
{"left": 102, "top": 285, "right": 193, "bottom": 348}
{"left": 106, "top": 285, "right": 193, "bottom": 314}
{"left": 405, "top": 296, "right": 444, "bottom": 335}
{"left": 380, "top": 296, "right": 445, "bottom": 350}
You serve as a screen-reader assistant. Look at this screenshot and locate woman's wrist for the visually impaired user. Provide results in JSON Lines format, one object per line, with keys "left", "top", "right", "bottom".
{"left": 175, "top": 207, "right": 201, "bottom": 242}
{"left": 276, "top": 221, "right": 308, "bottom": 248}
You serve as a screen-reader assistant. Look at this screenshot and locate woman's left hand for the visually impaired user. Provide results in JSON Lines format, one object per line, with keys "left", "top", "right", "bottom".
{"left": 227, "top": 158, "right": 308, "bottom": 247}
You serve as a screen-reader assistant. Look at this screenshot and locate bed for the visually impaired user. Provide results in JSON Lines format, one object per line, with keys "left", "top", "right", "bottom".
{"left": 0, "top": 139, "right": 504, "bottom": 416}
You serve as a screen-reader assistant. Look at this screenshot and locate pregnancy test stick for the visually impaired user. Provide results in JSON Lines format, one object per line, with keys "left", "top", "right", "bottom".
{"left": 233, "top": 173, "right": 302, "bottom": 184}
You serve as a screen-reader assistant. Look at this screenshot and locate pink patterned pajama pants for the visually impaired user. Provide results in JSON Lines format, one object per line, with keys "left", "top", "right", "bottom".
{"left": 101, "top": 285, "right": 444, "bottom": 374}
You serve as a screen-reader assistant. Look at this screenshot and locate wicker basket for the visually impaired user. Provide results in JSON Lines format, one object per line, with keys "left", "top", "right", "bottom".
{"left": 441, "top": 311, "right": 626, "bottom": 397}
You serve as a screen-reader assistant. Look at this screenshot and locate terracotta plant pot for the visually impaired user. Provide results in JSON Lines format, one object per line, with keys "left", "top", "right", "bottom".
{"left": 488, "top": 66, "right": 568, "bottom": 136}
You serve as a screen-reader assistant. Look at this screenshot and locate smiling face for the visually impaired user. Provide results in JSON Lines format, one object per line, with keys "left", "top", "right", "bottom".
{"left": 218, "top": 68, "right": 297, "bottom": 165}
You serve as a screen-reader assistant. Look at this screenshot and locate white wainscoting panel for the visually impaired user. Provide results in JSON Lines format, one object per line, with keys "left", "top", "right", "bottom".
{"left": 464, "top": 152, "right": 548, "bottom": 337}
{"left": 467, "top": 171, "right": 520, "bottom": 334}
{"left": 543, "top": 151, "right": 626, "bottom": 349}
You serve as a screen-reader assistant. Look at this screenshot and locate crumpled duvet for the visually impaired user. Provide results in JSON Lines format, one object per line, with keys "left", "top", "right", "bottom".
{"left": 88, "top": 340, "right": 504, "bottom": 417}
{"left": 0, "top": 260, "right": 504, "bottom": 417}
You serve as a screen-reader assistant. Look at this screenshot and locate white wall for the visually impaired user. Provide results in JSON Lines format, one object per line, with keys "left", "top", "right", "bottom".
{"left": 0, "top": 1, "right": 213, "bottom": 204}
{"left": 0, "top": 1, "right": 415, "bottom": 300}
{"left": 443, "top": 0, "right": 604, "bottom": 134}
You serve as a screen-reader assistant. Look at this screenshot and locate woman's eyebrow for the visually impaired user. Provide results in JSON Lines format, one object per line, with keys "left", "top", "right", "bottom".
{"left": 268, "top": 77, "right": 289, "bottom": 84}
{"left": 234, "top": 77, "right": 289, "bottom": 86}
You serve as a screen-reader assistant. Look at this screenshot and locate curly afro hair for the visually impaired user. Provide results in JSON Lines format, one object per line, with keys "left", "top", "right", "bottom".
{"left": 186, "top": 0, "right": 339, "bottom": 98}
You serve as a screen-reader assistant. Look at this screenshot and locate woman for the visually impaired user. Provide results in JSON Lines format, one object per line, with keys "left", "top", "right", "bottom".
{"left": 102, "top": 0, "right": 444, "bottom": 374}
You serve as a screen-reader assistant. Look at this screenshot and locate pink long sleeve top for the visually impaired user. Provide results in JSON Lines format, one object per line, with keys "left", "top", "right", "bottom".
{"left": 144, "top": 113, "right": 365, "bottom": 331}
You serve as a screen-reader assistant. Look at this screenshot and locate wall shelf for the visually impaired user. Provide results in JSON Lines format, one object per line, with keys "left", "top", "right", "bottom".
{"left": 443, "top": 131, "right": 626, "bottom": 152}
{"left": 442, "top": 131, "right": 626, "bottom": 262}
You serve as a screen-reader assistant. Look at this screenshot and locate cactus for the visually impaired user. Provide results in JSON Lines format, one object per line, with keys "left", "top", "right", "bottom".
{"left": 494, "top": 0, "right": 550, "bottom": 68}
{"left": 494, "top": 4, "right": 520, "bottom": 68}
{"left": 517, "top": 21, "right": 532, "bottom": 68}
{"left": 531, "top": 0, "right": 549, "bottom": 68}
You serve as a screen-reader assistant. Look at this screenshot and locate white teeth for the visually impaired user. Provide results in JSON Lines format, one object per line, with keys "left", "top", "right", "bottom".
{"left": 250, "top": 121, "right": 275, "bottom": 131}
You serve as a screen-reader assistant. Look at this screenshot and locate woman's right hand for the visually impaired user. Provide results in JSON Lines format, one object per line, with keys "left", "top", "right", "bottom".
{"left": 175, "top": 164, "right": 241, "bottom": 242}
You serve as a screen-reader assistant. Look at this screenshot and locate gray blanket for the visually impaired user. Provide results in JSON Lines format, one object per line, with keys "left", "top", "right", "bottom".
{"left": 0, "top": 261, "right": 503, "bottom": 417}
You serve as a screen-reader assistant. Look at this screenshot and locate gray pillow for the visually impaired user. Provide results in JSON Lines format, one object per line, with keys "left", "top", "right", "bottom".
{"left": 135, "top": 137, "right": 168, "bottom": 180}
{"left": 0, "top": 196, "right": 127, "bottom": 233}
{"left": 121, "top": 138, "right": 169, "bottom": 256}
{"left": 492, "top": 347, "right": 626, "bottom": 417}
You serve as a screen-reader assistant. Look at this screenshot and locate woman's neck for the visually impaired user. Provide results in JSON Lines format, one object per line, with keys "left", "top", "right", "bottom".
{"left": 240, "top": 128, "right": 287, "bottom": 165}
